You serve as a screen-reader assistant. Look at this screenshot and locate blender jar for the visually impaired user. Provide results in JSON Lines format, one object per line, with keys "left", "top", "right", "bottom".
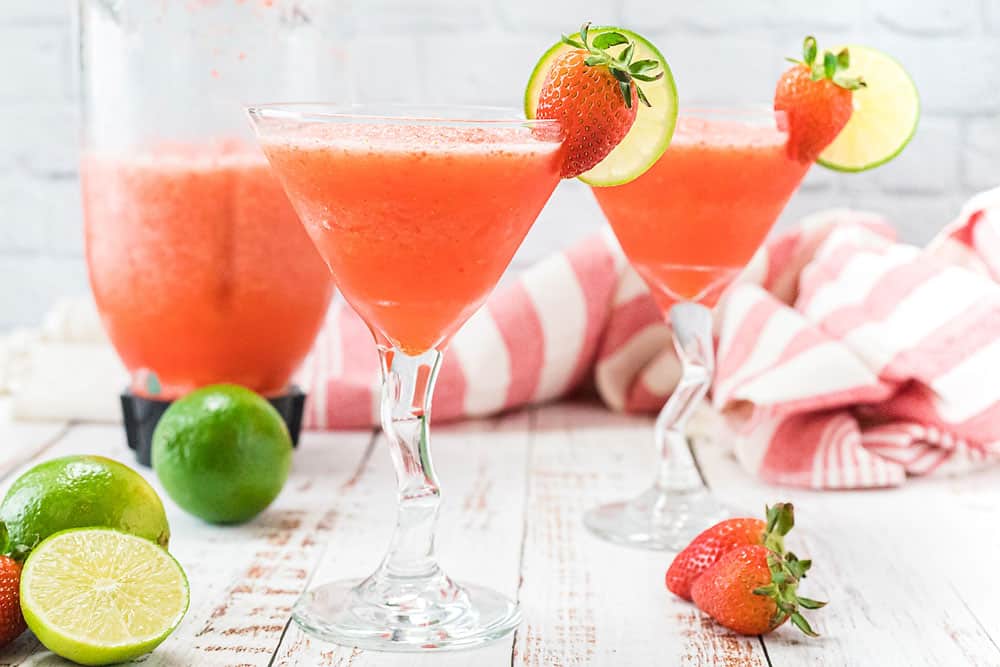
{"left": 79, "top": 0, "right": 344, "bottom": 461}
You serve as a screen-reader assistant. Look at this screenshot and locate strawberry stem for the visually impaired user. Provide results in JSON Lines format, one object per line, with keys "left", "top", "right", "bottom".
{"left": 564, "top": 21, "right": 663, "bottom": 108}
{"left": 789, "top": 35, "right": 866, "bottom": 91}
{"left": 762, "top": 502, "right": 794, "bottom": 554}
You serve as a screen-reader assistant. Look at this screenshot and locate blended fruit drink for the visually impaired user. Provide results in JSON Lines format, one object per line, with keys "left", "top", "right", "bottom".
{"left": 259, "top": 123, "right": 563, "bottom": 354}
{"left": 592, "top": 116, "right": 810, "bottom": 308}
{"left": 247, "top": 105, "right": 564, "bottom": 651}
{"left": 82, "top": 141, "right": 333, "bottom": 399}
{"left": 557, "top": 30, "right": 919, "bottom": 555}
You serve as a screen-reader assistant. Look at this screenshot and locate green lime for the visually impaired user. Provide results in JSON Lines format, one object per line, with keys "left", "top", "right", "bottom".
{"left": 21, "top": 527, "right": 189, "bottom": 666}
{"left": 152, "top": 384, "right": 292, "bottom": 524}
{"left": 817, "top": 45, "right": 919, "bottom": 172}
{"left": 524, "top": 25, "right": 678, "bottom": 187}
{"left": 0, "top": 455, "right": 169, "bottom": 556}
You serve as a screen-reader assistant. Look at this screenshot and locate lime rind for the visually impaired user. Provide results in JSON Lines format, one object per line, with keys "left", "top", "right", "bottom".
{"left": 21, "top": 528, "right": 189, "bottom": 666}
{"left": 0, "top": 454, "right": 171, "bottom": 557}
{"left": 524, "top": 26, "right": 678, "bottom": 187}
{"left": 817, "top": 45, "right": 920, "bottom": 173}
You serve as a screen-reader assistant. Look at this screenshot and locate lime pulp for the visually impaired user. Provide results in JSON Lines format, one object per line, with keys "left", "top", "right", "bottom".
{"left": 20, "top": 528, "right": 189, "bottom": 666}
{"left": 817, "top": 45, "right": 920, "bottom": 172}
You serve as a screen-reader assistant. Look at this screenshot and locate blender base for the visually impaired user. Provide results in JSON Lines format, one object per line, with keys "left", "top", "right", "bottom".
{"left": 120, "top": 385, "right": 306, "bottom": 467}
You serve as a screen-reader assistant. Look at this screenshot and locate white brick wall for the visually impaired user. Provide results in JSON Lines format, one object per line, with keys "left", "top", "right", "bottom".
{"left": 0, "top": 0, "right": 997, "bottom": 328}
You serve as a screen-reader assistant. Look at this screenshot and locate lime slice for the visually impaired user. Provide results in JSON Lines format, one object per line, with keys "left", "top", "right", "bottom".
{"left": 524, "top": 26, "right": 678, "bottom": 186}
{"left": 817, "top": 45, "right": 919, "bottom": 172}
{"left": 21, "top": 528, "right": 189, "bottom": 666}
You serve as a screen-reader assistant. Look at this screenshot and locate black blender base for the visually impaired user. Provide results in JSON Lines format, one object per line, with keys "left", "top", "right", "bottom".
{"left": 121, "top": 385, "right": 305, "bottom": 467}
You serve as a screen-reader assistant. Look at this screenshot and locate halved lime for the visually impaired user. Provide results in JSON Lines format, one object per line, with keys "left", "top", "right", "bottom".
{"left": 21, "top": 528, "right": 189, "bottom": 666}
{"left": 0, "top": 454, "right": 170, "bottom": 556}
{"left": 524, "top": 26, "right": 678, "bottom": 187}
{"left": 817, "top": 45, "right": 919, "bottom": 172}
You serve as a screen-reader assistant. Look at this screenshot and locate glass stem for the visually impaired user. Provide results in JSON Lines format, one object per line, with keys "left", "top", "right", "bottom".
{"left": 653, "top": 301, "right": 714, "bottom": 493}
{"left": 376, "top": 346, "right": 444, "bottom": 580}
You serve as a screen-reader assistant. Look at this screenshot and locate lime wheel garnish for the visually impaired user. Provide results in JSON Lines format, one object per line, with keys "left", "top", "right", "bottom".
{"left": 525, "top": 25, "right": 678, "bottom": 186}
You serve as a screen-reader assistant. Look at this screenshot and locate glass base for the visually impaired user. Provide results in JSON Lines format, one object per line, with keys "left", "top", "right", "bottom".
{"left": 584, "top": 486, "right": 728, "bottom": 552}
{"left": 292, "top": 573, "right": 521, "bottom": 652}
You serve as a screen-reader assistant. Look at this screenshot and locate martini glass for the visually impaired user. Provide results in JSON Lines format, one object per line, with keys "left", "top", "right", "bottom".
{"left": 246, "top": 104, "right": 563, "bottom": 651}
{"left": 585, "top": 108, "right": 810, "bottom": 551}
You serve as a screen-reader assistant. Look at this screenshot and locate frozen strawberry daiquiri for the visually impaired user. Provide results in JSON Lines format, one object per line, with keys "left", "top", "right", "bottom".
{"left": 83, "top": 142, "right": 334, "bottom": 399}
{"left": 258, "top": 121, "right": 563, "bottom": 355}
{"left": 247, "top": 105, "right": 563, "bottom": 651}
{"left": 577, "top": 35, "right": 918, "bottom": 551}
{"left": 585, "top": 109, "right": 808, "bottom": 549}
{"left": 593, "top": 114, "right": 810, "bottom": 308}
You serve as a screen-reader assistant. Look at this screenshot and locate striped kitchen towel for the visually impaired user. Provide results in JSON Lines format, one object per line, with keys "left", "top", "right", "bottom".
{"left": 298, "top": 187, "right": 1000, "bottom": 489}
{"left": 714, "top": 188, "right": 1000, "bottom": 488}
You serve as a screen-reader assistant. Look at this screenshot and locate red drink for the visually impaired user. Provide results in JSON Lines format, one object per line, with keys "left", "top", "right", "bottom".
{"left": 584, "top": 110, "right": 811, "bottom": 551}
{"left": 258, "top": 123, "right": 563, "bottom": 354}
{"left": 82, "top": 142, "right": 333, "bottom": 398}
{"left": 592, "top": 116, "right": 809, "bottom": 308}
{"left": 247, "top": 106, "right": 563, "bottom": 650}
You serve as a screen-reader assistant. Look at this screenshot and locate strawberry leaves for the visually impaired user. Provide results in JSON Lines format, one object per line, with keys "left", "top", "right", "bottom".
{"left": 561, "top": 22, "right": 663, "bottom": 109}
{"left": 789, "top": 35, "right": 866, "bottom": 91}
{"left": 745, "top": 503, "right": 826, "bottom": 637}
{"left": 593, "top": 32, "right": 628, "bottom": 49}
{"left": 752, "top": 545, "right": 827, "bottom": 637}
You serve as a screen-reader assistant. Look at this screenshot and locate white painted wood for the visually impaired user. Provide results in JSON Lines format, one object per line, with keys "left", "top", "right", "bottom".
{"left": 514, "top": 404, "right": 768, "bottom": 666}
{"left": 0, "top": 403, "right": 997, "bottom": 665}
{"left": 272, "top": 410, "right": 533, "bottom": 666}
{"left": 0, "top": 400, "right": 67, "bottom": 481}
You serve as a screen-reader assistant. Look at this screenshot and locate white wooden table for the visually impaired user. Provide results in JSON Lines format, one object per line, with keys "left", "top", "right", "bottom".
{"left": 0, "top": 400, "right": 998, "bottom": 666}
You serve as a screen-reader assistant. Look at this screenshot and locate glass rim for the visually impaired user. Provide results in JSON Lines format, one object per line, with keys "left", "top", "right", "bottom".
{"left": 676, "top": 105, "right": 786, "bottom": 126}
{"left": 245, "top": 103, "right": 561, "bottom": 129}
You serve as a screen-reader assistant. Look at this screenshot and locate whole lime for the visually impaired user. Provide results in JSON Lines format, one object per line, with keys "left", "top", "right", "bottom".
{"left": 0, "top": 455, "right": 169, "bottom": 555}
{"left": 152, "top": 384, "right": 292, "bottom": 524}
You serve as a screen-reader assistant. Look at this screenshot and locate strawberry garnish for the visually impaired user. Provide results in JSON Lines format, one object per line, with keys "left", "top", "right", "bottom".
{"left": 0, "top": 554, "right": 25, "bottom": 647}
{"left": 775, "top": 36, "right": 865, "bottom": 163}
{"left": 535, "top": 22, "right": 664, "bottom": 178}
{"left": 691, "top": 544, "right": 826, "bottom": 637}
{"left": 666, "top": 503, "right": 794, "bottom": 601}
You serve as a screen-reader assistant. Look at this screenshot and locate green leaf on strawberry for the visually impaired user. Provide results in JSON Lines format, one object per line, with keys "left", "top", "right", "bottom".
{"left": 789, "top": 35, "right": 866, "bottom": 90}
{"left": 525, "top": 22, "right": 677, "bottom": 186}
{"left": 756, "top": 549, "right": 827, "bottom": 637}
{"left": 592, "top": 32, "right": 628, "bottom": 49}
{"left": 558, "top": 22, "right": 662, "bottom": 109}
{"left": 803, "top": 36, "right": 818, "bottom": 65}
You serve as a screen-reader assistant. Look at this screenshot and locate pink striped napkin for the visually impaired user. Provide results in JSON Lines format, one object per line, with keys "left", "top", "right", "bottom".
{"left": 297, "top": 187, "right": 1000, "bottom": 489}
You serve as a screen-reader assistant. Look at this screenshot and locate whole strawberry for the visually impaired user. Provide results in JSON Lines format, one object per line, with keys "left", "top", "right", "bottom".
{"left": 666, "top": 503, "right": 794, "bottom": 601}
{"left": 774, "top": 36, "right": 865, "bottom": 163}
{"left": 535, "top": 22, "right": 663, "bottom": 178}
{"left": 0, "top": 555, "right": 25, "bottom": 647}
{"left": 691, "top": 544, "right": 825, "bottom": 637}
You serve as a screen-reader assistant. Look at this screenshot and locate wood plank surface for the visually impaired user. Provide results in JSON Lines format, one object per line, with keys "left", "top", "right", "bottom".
{"left": 272, "top": 410, "right": 533, "bottom": 666}
{"left": 0, "top": 401, "right": 67, "bottom": 480}
{"left": 515, "top": 404, "right": 768, "bottom": 666}
{"left": 0, "top": 402, "right": 997, "bottom": 666}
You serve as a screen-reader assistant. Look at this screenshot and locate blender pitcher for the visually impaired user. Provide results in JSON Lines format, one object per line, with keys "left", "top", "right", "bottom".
{"left": 79, "top": 0, "right": 345, "bottom": 464}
